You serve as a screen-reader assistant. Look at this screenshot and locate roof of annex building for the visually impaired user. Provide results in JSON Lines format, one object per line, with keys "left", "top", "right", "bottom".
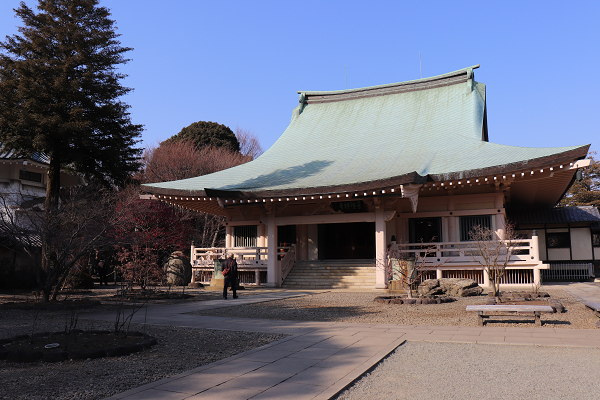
{"left": 509, "top": 206, "right": 600, "bottom": 229}
{"left": 143, "top": 65, "right": 589, "bottom": 203}
{"left": 0, "top": 143, "right": 49, "bottom": 165}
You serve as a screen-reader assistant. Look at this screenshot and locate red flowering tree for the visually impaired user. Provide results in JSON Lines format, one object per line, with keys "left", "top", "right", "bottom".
{"left": 112, "top": 194, "right": 191, "bottom": 290}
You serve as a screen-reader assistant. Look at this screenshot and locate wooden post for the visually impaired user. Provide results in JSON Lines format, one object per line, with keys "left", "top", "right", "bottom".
{"left": 190, "top": 243, "right": 196, "bottom": 283}
{"left": 375, "top": 207, "right": 386, "bottom": 289}
{"left": 266, "top": 212, "right": 279, "bottom": 287}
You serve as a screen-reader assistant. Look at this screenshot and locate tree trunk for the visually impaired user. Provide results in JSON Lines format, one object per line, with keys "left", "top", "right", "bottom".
{"left": 40, "top": 155, "right": 61, "bottom": 302}
{"left": 45, "top": 154, "right": 61, "bottom": 211}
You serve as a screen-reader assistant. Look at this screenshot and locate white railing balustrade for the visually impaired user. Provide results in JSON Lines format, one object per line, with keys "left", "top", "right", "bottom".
{"left": 390, "top": 238, "right": 541, "bottom": 268}
{"left": 189, "top": 245, "right": 295, "bottom": 286}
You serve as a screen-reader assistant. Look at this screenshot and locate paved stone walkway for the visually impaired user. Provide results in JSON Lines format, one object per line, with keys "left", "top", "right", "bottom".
{"left": 89, "top": 284, "right": 600, "bottom": 400}
{"left": 559, "top": 281, "right": 600, "bottom": 304}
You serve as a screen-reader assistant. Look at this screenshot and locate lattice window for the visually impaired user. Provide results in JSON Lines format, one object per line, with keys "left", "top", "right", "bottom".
{"left": 19, "top": 170, "right": 42, "bottom": 183}
{"left": 233, "top": 226, "right": 257, "bottom": 247}
{"left": 459, "top": 215, "right": 492, "bottom": 241}
{"left": 546, "top": 232, "right": 570, "bottom": 248}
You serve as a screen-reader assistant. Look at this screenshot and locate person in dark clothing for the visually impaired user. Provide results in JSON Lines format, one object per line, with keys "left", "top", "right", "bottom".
{"left": 97, "top": 260, "right": 109, "bottom": 286}
{"left": 222, "top": 255, "right": 238, "bottom": 299}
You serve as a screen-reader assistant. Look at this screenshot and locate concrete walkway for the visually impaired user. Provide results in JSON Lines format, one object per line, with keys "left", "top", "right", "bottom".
{"left": 559, "top": 281, "right": 600, "bottom": 304}
{"left": 90, "top": 284, "right": 600, "bottom": 400}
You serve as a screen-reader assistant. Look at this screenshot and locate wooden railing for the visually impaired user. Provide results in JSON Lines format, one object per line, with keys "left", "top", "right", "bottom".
{"left": 189, "top": 246, "right": 294, "bottom": 286}
{"left": 280, "top": 244, "right": 296, "bottom": 285}
{"left": 390, "top": 238, "right": 542, "bottom": 268}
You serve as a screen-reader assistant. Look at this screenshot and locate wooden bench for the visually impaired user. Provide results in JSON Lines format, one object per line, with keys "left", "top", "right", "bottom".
{"left": 583, "top": 302, "right": 600, "bottom": 318}
{"left": 466, "top": 305, "right": 554, "bottom": 326}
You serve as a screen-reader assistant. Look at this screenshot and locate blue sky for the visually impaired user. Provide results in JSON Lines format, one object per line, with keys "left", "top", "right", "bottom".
{"left": 1, "top": 0, "right": 598, "bottom": 154}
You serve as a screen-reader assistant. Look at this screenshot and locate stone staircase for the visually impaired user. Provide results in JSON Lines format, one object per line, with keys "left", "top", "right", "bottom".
{"left": 281, "top": 260, "right": 376, "bottom": 289}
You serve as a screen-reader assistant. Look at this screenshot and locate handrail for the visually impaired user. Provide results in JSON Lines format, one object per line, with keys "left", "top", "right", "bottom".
{"left": 280, "top": 244, "right": 296, "bottom": 285}
{"left": 389, "top": 238, "right": 540, "bottom": 266}
{"left": 191, "top": 246, "right": 293, "bottom": 262}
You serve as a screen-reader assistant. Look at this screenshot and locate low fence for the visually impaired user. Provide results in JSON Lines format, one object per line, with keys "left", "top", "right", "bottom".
{"left": 542, "top": 263, "right": 593, "bottom": 282}
{"left": 442, "top": 269, "right": 484, "bottom": 284}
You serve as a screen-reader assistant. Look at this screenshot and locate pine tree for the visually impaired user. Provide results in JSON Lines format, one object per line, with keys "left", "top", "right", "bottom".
{"left": 0, "top": 0, "right": 143, "bottom": 209}
{"left": 559, "top": 152, "right": 600, "bottom": 209}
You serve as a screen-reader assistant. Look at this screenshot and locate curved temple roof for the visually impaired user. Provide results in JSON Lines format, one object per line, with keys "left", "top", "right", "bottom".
{"left": 143, "top": 65, "right": 588, "bottom": 201}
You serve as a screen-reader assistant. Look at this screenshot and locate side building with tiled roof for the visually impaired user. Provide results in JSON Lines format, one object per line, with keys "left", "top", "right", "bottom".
{"left": 0, "top": 145, "right": 81, "bottom": 275}
{"left": 142, "top": 65, "right": 595, "bottom": 289}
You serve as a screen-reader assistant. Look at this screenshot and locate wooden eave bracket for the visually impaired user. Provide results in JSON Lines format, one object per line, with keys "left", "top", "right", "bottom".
{"left": 571, "top": 159, "right": 591, "bottom": 169}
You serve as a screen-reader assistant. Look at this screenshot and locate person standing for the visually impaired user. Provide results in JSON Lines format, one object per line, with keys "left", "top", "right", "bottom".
{"left": 222, "top": 255, "right": 238, "bottom": 299}
{"left": 97, "top": 260, "right": 108, "bottom": 286}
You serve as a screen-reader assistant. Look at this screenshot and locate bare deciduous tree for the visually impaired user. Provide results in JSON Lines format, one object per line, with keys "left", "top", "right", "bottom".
{"left": 139, "top": 139, "right": 249, "bottom": 184}
{"left": 139, "top": 139, "right": 256, "bottom": 248}
{"left": 235, "top": 126, "right": 264, "bottom": 160}
{"left": 469, "top": 221, "right": 518, "bottom": 297}
{"left": 380, "top": 243, "right": 439, "bottom": 298}
{"left": 0, "top": 184, "right": 124, "bottom": 302}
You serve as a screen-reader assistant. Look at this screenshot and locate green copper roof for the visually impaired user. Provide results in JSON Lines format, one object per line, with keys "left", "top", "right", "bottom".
{"left": 143, "top": 66, "right": 587, "bottom": 197}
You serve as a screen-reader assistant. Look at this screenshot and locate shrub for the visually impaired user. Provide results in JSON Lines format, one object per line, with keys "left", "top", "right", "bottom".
{"left": 64, "top": 271, "right": 95, "bottom": 289}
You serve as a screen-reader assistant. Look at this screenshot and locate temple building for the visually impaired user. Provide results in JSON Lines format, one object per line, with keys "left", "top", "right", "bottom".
{"left": 142, "top": 65, "right": 597, "bottom": 289}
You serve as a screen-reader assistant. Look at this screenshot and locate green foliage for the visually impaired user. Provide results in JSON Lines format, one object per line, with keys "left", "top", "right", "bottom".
{"left": 164, "top": 121, "right": 240, "bottom": 153}
{"left": 559, "top": 152, "right": 600, "bottom": 208}
{"left": 0, "top": 0, "right": 143, "bottom": 203}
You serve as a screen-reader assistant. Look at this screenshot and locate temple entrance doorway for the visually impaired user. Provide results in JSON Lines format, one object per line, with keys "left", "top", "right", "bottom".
{"left": 318, "top": 222, "right": 375, "bottom": 260}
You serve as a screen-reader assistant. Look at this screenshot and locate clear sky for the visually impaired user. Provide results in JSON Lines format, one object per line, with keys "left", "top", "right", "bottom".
{"left": 1, "top": 0, "right": 598, "bottom": 154}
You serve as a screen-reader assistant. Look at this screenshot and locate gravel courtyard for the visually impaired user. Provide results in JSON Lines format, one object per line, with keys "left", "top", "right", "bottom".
{"left": 1, "top": 287, "right": 599, "bottom": 400}
{"left": 333, "top": 341, "right": 600, "bottom": 400}
{"left": 190, "top": 289, "right": 599, "bottom": 329}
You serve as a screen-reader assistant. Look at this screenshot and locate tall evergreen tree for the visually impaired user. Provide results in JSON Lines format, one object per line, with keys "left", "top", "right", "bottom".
{"left": 0, "top": 0, "right": 143, "bottom": 209}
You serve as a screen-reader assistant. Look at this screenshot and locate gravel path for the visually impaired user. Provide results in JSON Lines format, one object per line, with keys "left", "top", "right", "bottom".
{"left": 0, "top": 306, "right": 286, "bottom": 400}
{"left": 333, "top": 341, "right": 600, "bottom": 400}
{"left": 191, "top": 289, "right": 599, "bottom": 329}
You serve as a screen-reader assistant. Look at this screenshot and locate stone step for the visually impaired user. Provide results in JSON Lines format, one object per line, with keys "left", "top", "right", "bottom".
{"left": 282, "top": 260, "right": 377, "bottom": 288}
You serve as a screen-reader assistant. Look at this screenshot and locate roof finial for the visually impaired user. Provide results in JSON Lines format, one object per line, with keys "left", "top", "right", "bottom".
{"left": 466, "top": 67, "right": 474, "bottom": 91}
{"left": 298, "top": 93, "right": 307, "bottom": 115}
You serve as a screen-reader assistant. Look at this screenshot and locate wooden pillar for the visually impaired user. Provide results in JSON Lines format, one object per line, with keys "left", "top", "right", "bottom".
{"left": 297, "top": 224, "right": 308, "bottom": 260}
{"left": 190, "top": 243, "right": 196, "bottom": 283}
{"left": 375, "top": 207, "right": 386, "bottom": 289}
{"left": 258, "top": 223, "right": 266, "bottom": 247}
{"left": 266, "top": 213, "right": 279, "bottom": 287}
{"left": 447, "top": 197, "right": 457, "bottom": 242}
{"left": 495, "top": 194, "right": 505, "bottom": 239}
{"left": 225, "top": 225, "right": 233, "bottom": 248}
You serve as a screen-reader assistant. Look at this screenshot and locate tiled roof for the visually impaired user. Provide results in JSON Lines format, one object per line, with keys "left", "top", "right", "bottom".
{"left": 143, "top": 66, "right": 588, "bottom": 198}
{"left": 0, "top": 144, "right": 50, "bottom": 164}
{"left": 508, "top": 206, "right": 600, "bottom": 229}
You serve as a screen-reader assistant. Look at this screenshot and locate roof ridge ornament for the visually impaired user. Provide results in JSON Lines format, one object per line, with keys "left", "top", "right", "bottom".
{"left": 298, "top": 93, "right": 307, "bottom": 115}
{"left": 466, "top": 67, "right": 474, "bottom": 92}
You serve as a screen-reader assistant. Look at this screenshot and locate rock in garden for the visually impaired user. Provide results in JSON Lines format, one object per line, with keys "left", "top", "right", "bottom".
{"left": 418, "top": 278, "right": 483, "bottom": 297}
{"left": 549, "top": 300, "right": 564, "bottom": 313}
{"left": 163, "top": 251, "right": 192, "bottom": 286}
{"left": 417, "top": 279, "right": 441, "bottom": 296}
